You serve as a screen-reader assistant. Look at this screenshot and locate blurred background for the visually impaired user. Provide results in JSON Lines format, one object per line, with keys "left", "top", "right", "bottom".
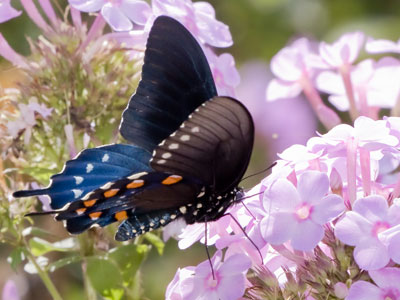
{"left": 1, "top": 0, "right": 400, "bottom": 299}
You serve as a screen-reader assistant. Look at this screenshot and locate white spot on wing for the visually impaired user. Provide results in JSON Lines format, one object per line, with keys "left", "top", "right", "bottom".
{"left": 162, "top": 152, "right": 172, "bottom": 159}
{"left": 101, "top": 182, "right": 113, "bottom": 190}
{"left": 74, "top": 176, "right": 84, "bottom": 185}
{"left": 86, "top": 163, "right": 94, "bottom": 173}
{"left": 127, "top": 172, "right": 148, "bottom": 180}
{"left": 157, "top": 159, "right": 166, "bottom": 164}
{"left": 102, "top": 154, "right": 110, "bottom": 162}
{"left": 180, "top": 135, "right": 190, "bottom": 141}
{"left": 72, "top": 189, "right": 83, "bottom": 199}
{"left": 168, "top": 143, "right": 179, "bottom": 150}
{"left": 179, "top": 206, "right": 187, "bottom": 214}
{"left": 191, "top": 126, "right": 200, "bottom": 133}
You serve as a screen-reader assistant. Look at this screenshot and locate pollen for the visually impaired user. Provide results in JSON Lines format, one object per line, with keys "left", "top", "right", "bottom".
{"left": 83, "top": 199, "right": 97, "bottom": 207}
{"left": 89, "top": 212, "right": 102, "bottom": 220}
{"left": 115, "top": 211, "right": 128, "bottom": 221}
{"left": 104, "top": 189, "right": 119, "bottom": 198}
{"left": 126, "top": 179, "right": 145, "bottom": 189}
{"left": 162, "top": 175, "right": 183, "bottom": 185}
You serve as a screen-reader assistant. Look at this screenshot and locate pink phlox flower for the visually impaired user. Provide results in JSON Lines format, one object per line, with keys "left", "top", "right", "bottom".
{"left": 267, "top": 37, "right": 323, "bottom": 100}
{"left": 318, "top": 31, "right": 365, "bottom": 69}
{"left": 165, "top": 266, "right": 196, "bottom": 300}
{"left": 30, "top": 182, "right": 51, "bottom": 211}
{"left": 317, "top": 56, "right": 400, "bottom": 114}
{"left": 69, "top": 0, "right": 152, "bottom": 31}
{"left": 0, "top": 0, "right": 22, "bottom": 23}
{"left": 316, "top": 59, "right": 375, "bottom": 111}
{"left": 176, "top": 215, "right": 232, "bottom": 249}
{"left": 150, "top": 0, "right": 232, "bottom": 48}
{"left": 166, "top": 251, "right": 251, "bottom": 300}
{"left": 203, "top": 47, "right": 240, "bottom": 97}
{"left": 189, "top": 250, "right": 251, "bottom": 300}
{"left": 6, "top": 100, "right": 52, "bottom": 144}
{"left": 1, "top": 280, "right": 19, "bottom": 300}
{"left": 321, "top": 117, "right": 398, "bottom": 160}
{"left": 335, "top": 195, "right": 400, "bottom": 270}
{"left": 366, "top": 36, "right": 400, "bottom": 54}
{"left": 347, "top": 267, "right": 400, "bottom": 300}
{"left": 259, "top": 171, "right": 345, "bottom": 251}
{"left": 277, "top": 143, "right": 325, "bottom": 170}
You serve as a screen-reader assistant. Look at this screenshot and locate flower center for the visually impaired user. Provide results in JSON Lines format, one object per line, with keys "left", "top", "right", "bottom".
{"left": 296, "top": 203, "right": 311, "bottom": 220}
{"left": 383, "top": 287, "right": 400, "bottom": 300}
{"left": 206, "top": 273, "right": 219, "bottom": 289}
{"left": 372, "top": 221, "right": 390, "bottom": 237}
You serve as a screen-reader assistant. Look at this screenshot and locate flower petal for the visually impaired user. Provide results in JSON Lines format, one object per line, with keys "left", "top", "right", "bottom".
{"left": 101, "top": 4, "right": 132, "bottom": 31}
{"left": 291, "top": 219, "right": 324, "bottom": 251}
{"left": 346, "top": 281, "right": 381, "bottom": 300}
{"left": 311, "top": 194, "right": 345, "bottom": 224}
{"left": 259, "top": 212, "right": 296, "bottom": 245}
{"left": 352, "top": 195, "right": 389, "bottom": 223}
{"left": 354, "top": 239, "right": 389, "bottom": 270}
{"left": 219, "top": 254, "right": 251, "bottom": 275}
{"left": 369, "top": 267, "right": 400, "bottom": 289}
{"left": 335, "top": 212, "right": 372, "bottom": 245}
{"left": 262, "top": 178, "right": 299, "bottom": 213}
{"left": 68, "top": 0, "right": 105, "bottom": 12}
{"left": 217, "top": 274, "right": 247, "bottom": 300}
{"left": 0, "top": 1, "right": 22, "bottom": 23}
{"left": 121, "top": 0, "right": 151, "bottom": 25}
{"left": 266, "top": 79, "right": 302, "bottom": 101}
{"left": 297, "top": 171, "right": 329, "bottom": 205}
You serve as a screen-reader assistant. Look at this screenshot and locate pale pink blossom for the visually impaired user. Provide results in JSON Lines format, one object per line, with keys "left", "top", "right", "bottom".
{"left": 0, "top": 0, "right": 22, "bottom": 23}
{"left": 366, "top": 37, "right": 400, "bottom": 54}
{"left": 150, "top": 0, "right": 232, "bottom": 48}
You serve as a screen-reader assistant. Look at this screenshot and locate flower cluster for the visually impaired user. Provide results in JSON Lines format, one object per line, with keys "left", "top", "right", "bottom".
{"left": 165, "top": 31, "right": 400, "bottom": 300}
{"left": 4, "top": 0, "right": 400, "bottom": 299}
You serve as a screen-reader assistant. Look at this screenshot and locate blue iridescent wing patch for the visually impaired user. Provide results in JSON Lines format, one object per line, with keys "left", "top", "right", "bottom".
{"left": 14, "top": 144, "right": 151, "bottom": 209}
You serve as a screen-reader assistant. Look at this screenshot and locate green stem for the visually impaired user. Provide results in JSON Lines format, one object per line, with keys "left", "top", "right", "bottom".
{"left": 25, "top": 249, "right": 63, "bottom": 300}
{"left": 78, "top": 233, "right": 97, "bottom": 300}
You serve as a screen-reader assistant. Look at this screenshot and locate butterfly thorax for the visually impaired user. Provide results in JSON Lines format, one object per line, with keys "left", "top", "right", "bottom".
{"left": 183, "top": 186, "right": 243, "bottom": 224}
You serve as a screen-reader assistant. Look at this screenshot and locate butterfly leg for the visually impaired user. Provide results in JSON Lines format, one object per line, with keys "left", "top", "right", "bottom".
{"left": 204, "top": 220, "right": 216, "bottom": 280}
{"left": 224, "top": 213, "right": 263, "bottom": 264}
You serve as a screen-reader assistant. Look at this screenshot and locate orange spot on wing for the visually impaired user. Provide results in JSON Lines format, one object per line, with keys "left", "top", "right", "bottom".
{"left": 115, "top": 211, "right": 128, "bottom": 221}
{"left": 83, "top": 199, "right": 97, "bottom": 207}
{"left": 76, "top": 208, "right": 86, "bottom": 215}
{"left": 104, "top": 189, "right": 119, "bottom": 198}
{"left": 126, "top": 180, "right": 144, "bottom": 189}
{"left": 162, "top": 175, "right": 183, "bottom": 185}
{"left": 89, "top": 212, "right": 102, "bottom": 220}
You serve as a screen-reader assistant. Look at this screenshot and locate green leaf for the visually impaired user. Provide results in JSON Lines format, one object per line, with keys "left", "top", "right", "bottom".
{"left": 47, "top": 255, "right": 82, "bottom": 272}
{"left": 22, "top": 226, "right": 56, "bottom": 238}
{"left": 144, "top": 232, "right": 165, "bottom": 255}
{"left": 7, "top": 247, "right": 26, "bottom": 271}
{"left": 86, "top": 257, "right": 123, "bottom": 297}
{"left": 29, "top": 237, "right": 77, "bottom": 256}
{"left": 109, "top": 244, "right": 149, "bottom": 284}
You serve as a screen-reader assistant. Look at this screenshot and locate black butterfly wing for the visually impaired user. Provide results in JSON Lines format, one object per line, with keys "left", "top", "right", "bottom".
{"left": 150, "top": 96, "right": 254, "bottom": 194}
{"left": 13, "top": 144, "right": 152, "bottom": 209}
{"left": 52, "top": 171, "right": 202, "bottom": 237}
{"left": 119, "top": 16, "right": 217, "bottom": 153}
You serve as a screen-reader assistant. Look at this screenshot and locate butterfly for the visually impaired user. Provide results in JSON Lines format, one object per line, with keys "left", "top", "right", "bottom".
{"left": 13, "top": 16, "right": 254, "bottom": 242}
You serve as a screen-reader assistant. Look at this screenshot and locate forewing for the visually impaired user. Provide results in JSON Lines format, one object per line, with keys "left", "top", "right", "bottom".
{"left": 119, "top": 16, "right": 217, "bottom": 152}
{"left": 13, "top": 144, "right": 152, "bottom": 209}
{"left": 151, "top": 96, "right": 254, "bottom": 194}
